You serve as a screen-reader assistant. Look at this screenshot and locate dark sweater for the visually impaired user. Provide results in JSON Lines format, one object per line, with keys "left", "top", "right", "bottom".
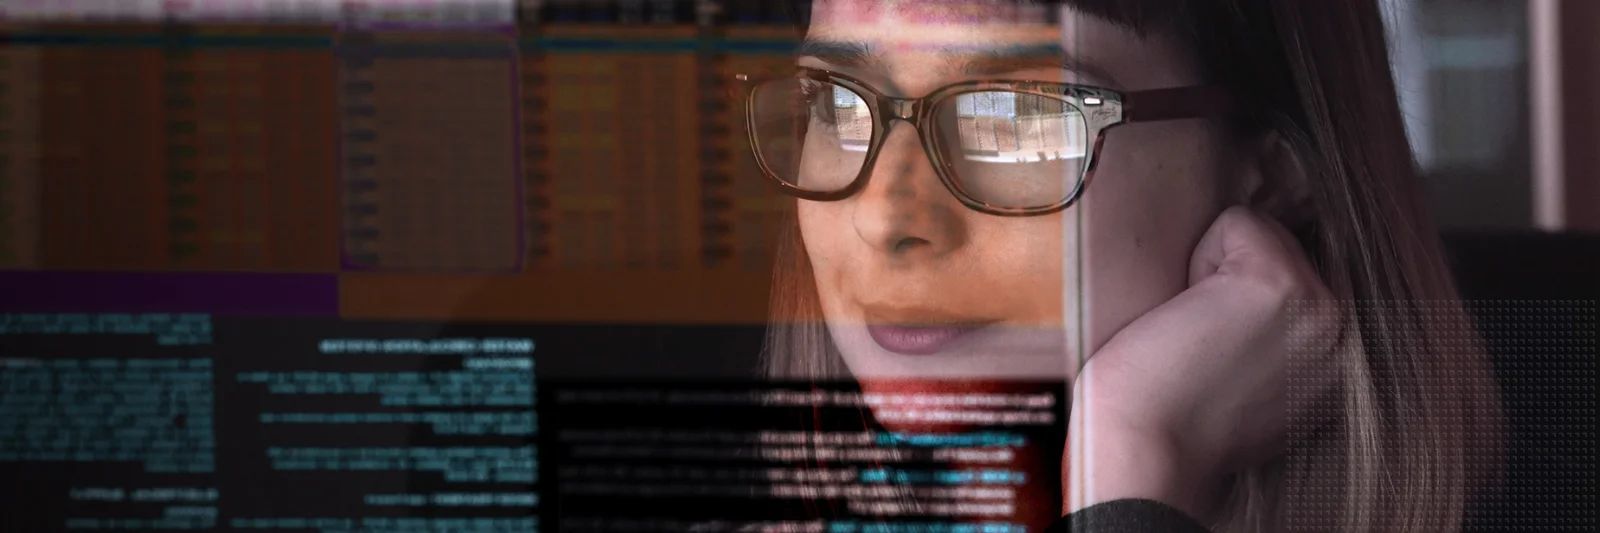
{"left": 1044, "top": 499, "right": 1211, "bottom": 533}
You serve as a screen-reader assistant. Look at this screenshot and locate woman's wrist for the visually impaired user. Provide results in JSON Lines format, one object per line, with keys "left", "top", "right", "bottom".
{"left": 1066, "top": 425, "right": 1221, "bottom": 523}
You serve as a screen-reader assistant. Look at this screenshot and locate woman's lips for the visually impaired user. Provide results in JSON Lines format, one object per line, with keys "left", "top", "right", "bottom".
{"left": 865, "top": 324, "right": 988, "bottom": 355}
{"left": 858, "top": 303, "right": 1000, "bottom": 355}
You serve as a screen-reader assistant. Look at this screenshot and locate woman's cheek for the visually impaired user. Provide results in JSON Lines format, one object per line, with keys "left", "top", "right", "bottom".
{"left": 797, "top": 204, "right": 841, "bottom": 285}
{"left": 1077, "top": 130, "right": 1232, "bottom": 355}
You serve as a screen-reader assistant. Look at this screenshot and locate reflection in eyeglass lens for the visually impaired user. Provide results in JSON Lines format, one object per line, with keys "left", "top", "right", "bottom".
{"left": 756, "top": 78, "right": 1091, "bottom": 208}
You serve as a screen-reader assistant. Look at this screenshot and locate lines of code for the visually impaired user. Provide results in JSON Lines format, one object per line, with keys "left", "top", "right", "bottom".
{"left": 0, "top": 317, "right": 1081, "bottom": 531}
{"left": 559, "top": 429, "right": 1018, "bottom": 464}
{"left": 214, "top": 326, "right": 539, "bottom": 533}
{"left": 64, "top": 486, "right": 219, "bottom": 530}
{"left": 558, "top": 427, "right": 1028, "bottom": 517}
{"left": 229, "top": 517, "right": 538, "bottom": 533}
{"left": 557, "top": 520, "right": 1028, "bottom": 533}
{"left": 0, "top": 313, "right": 214, "bottom": 346}
{"left": 237, "top": 348, "right": 536, "bottom": 438}
{"left": 0, "top": 357, "right": 215, "bottom": 473}
{"left": 363, "top": 492, "right": 538, "bottom": 507}
{"left": 256, "top": 411, "right": 534, "bottom": 436}
{"left": 548, "top": 383, "right": 1065, "bottom": 532}
{"left": 236, "top": 369, "right": 534, "bottom": 407}
{"left": 268, "top": 446, "right": 536, "bottom": 483}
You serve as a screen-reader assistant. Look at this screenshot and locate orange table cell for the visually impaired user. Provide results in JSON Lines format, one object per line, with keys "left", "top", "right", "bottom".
{"left": 0, "top": 47, "right": 42, "bottom": 269}
{"left": 37, "top": 47, "right": 169, "bottom": 271}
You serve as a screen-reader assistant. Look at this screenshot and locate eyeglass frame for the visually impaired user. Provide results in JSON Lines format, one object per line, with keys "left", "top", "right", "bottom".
{"left": 734, "top": 66, "right": 1235, "bottom": 217}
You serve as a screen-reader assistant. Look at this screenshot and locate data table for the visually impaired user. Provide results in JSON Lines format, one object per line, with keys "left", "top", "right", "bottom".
{"left": 337, "top": 30, "right": 522, "bottom": 273}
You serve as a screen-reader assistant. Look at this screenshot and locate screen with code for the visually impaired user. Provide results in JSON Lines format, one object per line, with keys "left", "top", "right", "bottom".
{"left": 0, "top": 2, "right": 1074, "bottom": 532}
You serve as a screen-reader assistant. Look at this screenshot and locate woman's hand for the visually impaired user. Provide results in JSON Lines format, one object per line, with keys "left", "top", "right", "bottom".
{"left": 1063, "top": 206, "right": 1345, "bottom": 520}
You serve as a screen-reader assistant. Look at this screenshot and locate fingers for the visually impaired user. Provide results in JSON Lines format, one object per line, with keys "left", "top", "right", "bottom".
{"left": 1187, "top": 207, "right": 1238, "bottom": 284}
{"left": 1086, "top": 206, "right": 1347, "bottom": 476}
{"left": 1188, "top": 206, "right": 1306, "bottom": 291}
{"left": 1190, "top": 206, "right": 1345, "bottom": 443}
{"left": 1242, "top": 210, "right": 1344, "bottom": 443}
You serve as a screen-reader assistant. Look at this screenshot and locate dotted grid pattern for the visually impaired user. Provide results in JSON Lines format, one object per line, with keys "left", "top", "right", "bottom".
{"left": 1464, "top": 299, "right": 1596, "bottom": 531}
{"left": 1283, "top": 300, "right": 1595, "bottom": 531}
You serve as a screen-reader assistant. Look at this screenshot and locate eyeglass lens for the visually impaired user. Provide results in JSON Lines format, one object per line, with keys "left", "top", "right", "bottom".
{"left": 750, "top": 78, "right": 1090, "bottom": 210}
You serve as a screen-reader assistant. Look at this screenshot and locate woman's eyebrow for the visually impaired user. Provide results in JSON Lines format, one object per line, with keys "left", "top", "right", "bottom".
{"left": 795, "top": 39, "right": 885, "bottom": 71}
{"left": 796, "top": 38, "right": 1121, "bottom": 88}
{"left": 962, "top": 45, "right": 1123, "bottom": 88}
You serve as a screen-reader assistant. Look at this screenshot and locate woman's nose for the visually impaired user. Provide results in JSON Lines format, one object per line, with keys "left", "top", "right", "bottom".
{"left": 850, "top": 123, "right": 969, "bottom": 260}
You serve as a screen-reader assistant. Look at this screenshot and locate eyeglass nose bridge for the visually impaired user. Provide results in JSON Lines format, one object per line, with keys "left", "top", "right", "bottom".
{"left": 882, "top": 96, "right": 920, "bottom": 122}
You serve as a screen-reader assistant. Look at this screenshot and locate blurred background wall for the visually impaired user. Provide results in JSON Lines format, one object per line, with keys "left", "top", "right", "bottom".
{"left": 1387, "top": 0, "right": 1530, "bottom": 230}
{"left": 1385, "top": 0, "right": 1597, "bottom": 233}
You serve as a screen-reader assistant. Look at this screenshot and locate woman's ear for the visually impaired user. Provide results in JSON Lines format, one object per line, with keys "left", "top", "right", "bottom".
{"left": 1237, "top": 131, "right": 1315, "bottom": 227}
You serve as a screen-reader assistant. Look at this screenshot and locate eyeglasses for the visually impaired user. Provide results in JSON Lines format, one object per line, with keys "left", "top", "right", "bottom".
{"left": 735, "top": 67, "right": 1232, "bottom": 216}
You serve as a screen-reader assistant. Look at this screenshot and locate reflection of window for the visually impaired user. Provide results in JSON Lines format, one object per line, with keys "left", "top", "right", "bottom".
{"left": 1394, "top": 0, "right": 1532, "bottom": 229}
{"left": 833, "top": 87, "right": 864, "bottom": 109}
{"left": 950, "top": 93, "right": 1087, "bottom": 160}
{"left": 956, "top": 92, "right": 1017, "bottom": 118}
{"left": 829, "top": 87, "right": 871, "bottom": 148}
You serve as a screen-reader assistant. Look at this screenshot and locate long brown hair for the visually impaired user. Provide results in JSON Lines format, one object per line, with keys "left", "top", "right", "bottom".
{"left": 758, "top": 0, "right": 1504, "bottom": 531}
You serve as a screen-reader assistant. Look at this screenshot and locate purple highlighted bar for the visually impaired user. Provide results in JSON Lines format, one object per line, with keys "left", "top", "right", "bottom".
{"left": 0, "top": 272, "right": 339, "bottom": 316}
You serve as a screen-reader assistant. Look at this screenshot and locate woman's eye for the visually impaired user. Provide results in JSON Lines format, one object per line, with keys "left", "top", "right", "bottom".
{"left": 798, "top": 81, "right": 824, "bottom": 102}
{"left": 797, "top": 81, "right": 839, "bottom": 126}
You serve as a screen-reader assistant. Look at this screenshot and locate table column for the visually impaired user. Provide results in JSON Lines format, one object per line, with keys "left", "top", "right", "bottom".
{"left": 613, "top": 30, "right": 699, "bottom": 271}
{"left": 720, "top": 26, "right": 802, "bottom": 273}
{"left": 338, "top": 31, "right": 522, "bottom": 273}
{"left": 541, "top": 23, "right": 703, "bottom": 272}
{"left": 261, "top": 36, "right": 340, "bottom": 273}
{"left": 0, "top": 40, "right": 42, "bottom": 269}
{"left": 517, "top": 13, "right": 553, "bottom": 269}
{"left": 154, "top": 24, "right": 341, "bottom": 273}
{"left": 162, "top": 28, "right": 203, "bottom": 267}
{"left": 545, "top": 48, "right": 618, "bottom": 269}
{"left": 37, "top": 25, "right": 168, "bottom": 271}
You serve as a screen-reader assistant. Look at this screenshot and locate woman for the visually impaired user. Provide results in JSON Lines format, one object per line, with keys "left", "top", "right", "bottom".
{"left": 744, "top": 0, "right": 1502, "bottom": 531}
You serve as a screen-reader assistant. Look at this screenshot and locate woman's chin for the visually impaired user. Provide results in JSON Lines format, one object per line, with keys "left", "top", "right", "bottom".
{"left": 830, "top": 323, "right": 1076, "bottom": 433}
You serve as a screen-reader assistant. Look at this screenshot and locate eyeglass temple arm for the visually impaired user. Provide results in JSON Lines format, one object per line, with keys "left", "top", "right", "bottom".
{"left": 1121, "top": 84, "right": 1235, "bottom": 123}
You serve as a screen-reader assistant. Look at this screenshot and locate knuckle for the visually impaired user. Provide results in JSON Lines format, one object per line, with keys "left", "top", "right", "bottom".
{"left": 1217, "top": 205, "right": 1259, "bottom": 229}
{"left": 1250, "top": 260, "right": 1304, "bottom": 301}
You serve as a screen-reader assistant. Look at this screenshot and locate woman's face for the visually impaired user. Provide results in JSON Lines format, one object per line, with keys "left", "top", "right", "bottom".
{"left": 798, "top": 0, "right": 1242, "bottom": 387}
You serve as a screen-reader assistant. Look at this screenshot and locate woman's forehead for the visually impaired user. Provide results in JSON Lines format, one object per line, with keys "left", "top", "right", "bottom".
{"left": 806, "top": 0, "right": 1181, "bottom": 90}
{"left": 811, "top": 0, "right": 1058, "bottom": 36}
{"left": 812, "top": 0, "right": 1050, "bottom": 24}
{"left": 808, "top": 0, "right": 1138, "bottom": 55}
